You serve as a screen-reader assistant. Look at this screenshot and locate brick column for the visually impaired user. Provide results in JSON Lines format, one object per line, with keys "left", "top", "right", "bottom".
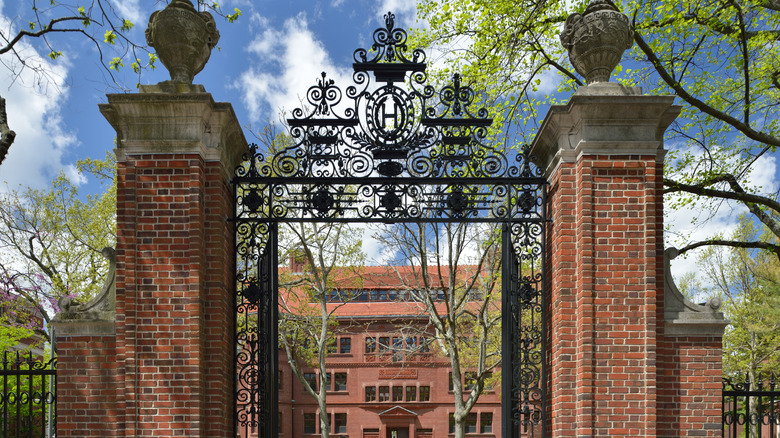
{"left": 531, "top": 83, "right": 724, "bottom": 437}
{"left": 55, "top": 84, "right": 247, "bottom": 437}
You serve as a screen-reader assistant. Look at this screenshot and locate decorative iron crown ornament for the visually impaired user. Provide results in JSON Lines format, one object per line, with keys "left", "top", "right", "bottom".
{"left": 145, "top": 0, "right": 220, "bottom": 84}
{"left": 234, "top": 12, "right": 545, "bottom": 223}
{"left": 560, "top": 0, "right": 634, "bottom": 84}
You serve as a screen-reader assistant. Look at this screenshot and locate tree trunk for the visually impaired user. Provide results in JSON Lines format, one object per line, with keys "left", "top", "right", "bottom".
{"left": 0, "top": 95, "right": 15, "bottom": 165}
{"left": 453, "top": 417, "right": 466, "bottom": 438}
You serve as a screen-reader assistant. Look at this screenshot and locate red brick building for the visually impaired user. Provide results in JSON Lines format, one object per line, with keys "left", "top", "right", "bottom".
{"left": 264, "top": 265, "right": 503, "bottom": 438}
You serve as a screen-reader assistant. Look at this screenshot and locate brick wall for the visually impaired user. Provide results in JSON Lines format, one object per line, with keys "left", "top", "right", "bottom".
{"left": 54, "top": 91, "right": 246, "bottom": 438}
{"left": 56, "top": 334, "right": 120, "bottom": 436}
{"left": 117, "top": 154, "right": 210, "bottom": 436}
{"left": 534, "top": 91, "right": 724, "bottom": 437}
{"left": 547, "top": 154, "right": 663, "bottom": 437}
{"left": 657, "top": 337, "right": 723, "bottom": 436}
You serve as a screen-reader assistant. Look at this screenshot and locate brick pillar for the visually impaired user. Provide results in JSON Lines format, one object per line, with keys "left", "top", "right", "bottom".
{"left": 54, "top": 84, "right": 247, "bottom": 437}
{"left": 531, "top": 84, "right": 726, "bottom": 437}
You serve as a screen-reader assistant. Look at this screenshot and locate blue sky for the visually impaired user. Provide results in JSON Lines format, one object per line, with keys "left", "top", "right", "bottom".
{"left": 0, "top": 0, "right": 419, "bottom": 193}
{"left": 0, "top": 0, "right": 777, "bottom": 285}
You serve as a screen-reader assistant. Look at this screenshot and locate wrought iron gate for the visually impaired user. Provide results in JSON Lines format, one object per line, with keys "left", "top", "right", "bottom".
{"left": 0, "top": 351, "right": 56, "bottom": 438}
{"left": 232, "top": 13, "right": 548, "bottom": 438}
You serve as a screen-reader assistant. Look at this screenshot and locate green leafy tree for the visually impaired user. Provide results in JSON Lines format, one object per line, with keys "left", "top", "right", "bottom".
{"left": 0, "top": 152, "right": 116, "bottom": 344}
{"left": 697, "top": 217, "right": 780, "bottom": 437}
{"left": 0, "top": 0, "right": 241, "bottom": 164}
{"left": 415, "top": 0, "right": 780, "bottom": 257}
{"left": 376, "top": 222, "right": 502, "bottom": 438}
{"left": 699, "top": 218, "right": 780, "bottom": 376}
{"left": 0, "top": 317, "right": 33, "bottom": 353}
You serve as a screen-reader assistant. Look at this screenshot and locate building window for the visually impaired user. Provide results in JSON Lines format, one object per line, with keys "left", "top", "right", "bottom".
{"left": 334, "top": 413, "right": 347, "bottom": 434}
{"left": 379, "top": 386, "right": 389, "bottom": 402}
{"left": 392, "top": 386, "right": 403, "bottom": 402}
{"left": 340, "top": 337, "right": 351, "bottom": 354}
{"left": 448, "top": 372, "right": 454, "bottom": 391}
{"left": 466, "top": 413, "right": 477, "bottom": 434}
{"left": 406, "top": 386, "right": 416, "bottom": 402}
{"left": 334, "top": 372, "right": 347, "bottom": 391}
{"left": 327, "top": 338, "right": 337, "bottom": 353}
{"left": 483, "top": 371, "right": 494, "bottom": 391}
{"left": 378, "top": 337, "right": 390, "bottom": 353}
{"left": 304, "top": 413, "right": 316, "bottom": 434}
{"left": 304, "top": 372, "right": 317, "bottom": 391}
{"left": 365, "top": 337, "right": 376, "bottom": 353}
{"left": 420, "top": 337, "right": 430, "bottom": 353}
{"left": 365, "top": 386, "right": 376, "bottom": 402}
{"left": 480, "top": 413, "right": 493, "bottom": 434}
{"left": 392, "top": 337, "right": 403, "bottom": 362}
{"left": 419, "top": 386, "right": 430, "bottom": 402}
{"left": 324, "top": 372, "right": 332, "bottom": 391}
{"left": 465, "top": 372, "right": 477, "bottom": 391}
{"left": 449, "top": 414, "right": 455, "bottom": 434}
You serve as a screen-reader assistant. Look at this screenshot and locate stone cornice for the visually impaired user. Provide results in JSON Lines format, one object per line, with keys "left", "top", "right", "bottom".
{"left": 530, "top": 87, "right": 681, "bottom": 179}
{"left": 99, "top": 90, "right": 248, "bottom": 176}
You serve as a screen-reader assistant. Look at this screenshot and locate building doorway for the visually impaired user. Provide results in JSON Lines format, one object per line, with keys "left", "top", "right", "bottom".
{"left": 388, "top": 427, "right": 409, "bottom": 438}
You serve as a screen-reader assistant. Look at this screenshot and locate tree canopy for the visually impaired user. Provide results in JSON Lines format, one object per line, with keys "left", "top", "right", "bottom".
{"left": 415, "top": 0, "right": 780, "bottom": 258}
{"left": 0, "top": 152, "right": 115, "bottom": 344}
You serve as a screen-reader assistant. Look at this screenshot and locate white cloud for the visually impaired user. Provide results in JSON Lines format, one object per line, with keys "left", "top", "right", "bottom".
{"left": 0, "top": 12, "right": 76, "bottom": 191}
{"left": 110, "top": 0, "right": 143, "bottom": 24}
{"left": 235, "top": 13, "right": 353, "bottom": 123}
{"left": 375, "top": 0, "right": 418, "bottom": 28}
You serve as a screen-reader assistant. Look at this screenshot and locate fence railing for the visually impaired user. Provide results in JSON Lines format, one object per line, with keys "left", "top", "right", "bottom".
{"left": 0, "top": 351, "right": 56, "bottom": 438}
{"left": 723, "top": 373, "right": 780, "bottom": 438}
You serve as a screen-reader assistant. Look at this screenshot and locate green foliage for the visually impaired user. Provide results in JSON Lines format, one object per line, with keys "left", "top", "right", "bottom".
{"left": 103, "top": 29, "right": 116, "bottom": 44}
{"left": 416, "top": 0, "right": 780, "bottom": 254}
{"left": 0, "top": 152, "right": 116, "bottom": 342}
{"left": 0, "top": 318, "right": 34, "bottom": 353}
{"left": 697, "top": 217, "right": 780, "bottom": 377}
{"left": 227, "top": 8, "right": 242, "bottom": 23}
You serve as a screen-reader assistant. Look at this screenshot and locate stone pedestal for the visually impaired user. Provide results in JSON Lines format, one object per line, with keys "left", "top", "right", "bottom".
{"left": 54, "top": 87, "right": 247, "bottom": 437}
{"left": 531, "top": 83, "right": 727, "bottom": 437}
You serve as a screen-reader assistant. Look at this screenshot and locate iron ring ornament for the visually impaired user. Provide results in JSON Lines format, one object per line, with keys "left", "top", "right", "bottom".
{"left": 233, "top": 12, "right": 549, "bottom": 438}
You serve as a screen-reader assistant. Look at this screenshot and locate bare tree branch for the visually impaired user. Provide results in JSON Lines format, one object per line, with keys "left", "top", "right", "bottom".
{"left": 676, "top": 239, "right": 780, "bottom": 260}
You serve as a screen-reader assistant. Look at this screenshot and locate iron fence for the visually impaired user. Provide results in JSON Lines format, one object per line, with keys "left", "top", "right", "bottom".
{"left": 724, "top": 373, "right": 780, "bottom": 438}
{"left": 0, "top": 351, "right": 56, "bottom": 438}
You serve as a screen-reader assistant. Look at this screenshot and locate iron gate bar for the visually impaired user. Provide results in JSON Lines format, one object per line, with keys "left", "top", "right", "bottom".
{"left": 233, "top": 11, "right": 548, "bottom": 438}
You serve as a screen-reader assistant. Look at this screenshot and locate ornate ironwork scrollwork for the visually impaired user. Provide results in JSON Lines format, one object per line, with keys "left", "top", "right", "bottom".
{"left": 233, "top": 12, "right": 548, "bottom": 438}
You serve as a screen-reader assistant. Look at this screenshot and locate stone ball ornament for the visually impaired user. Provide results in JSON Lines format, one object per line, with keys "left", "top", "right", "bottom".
{"left": 145, "top": 0, "right": 220, "bottom": 84}
{"left": 560, "top": 0, "right": 634, "bottom": 84}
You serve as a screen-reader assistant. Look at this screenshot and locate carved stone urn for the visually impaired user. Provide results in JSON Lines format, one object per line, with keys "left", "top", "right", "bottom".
{"left": 560, "top": 0, "right": 633, "bottom": 84}
{"left": 145, "top": 0, "right": 220, "bottom": 84}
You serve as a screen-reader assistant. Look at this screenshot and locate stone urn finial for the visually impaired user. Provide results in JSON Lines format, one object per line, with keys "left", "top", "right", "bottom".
{"left": 145, "top": 0, "right": 220, "bottom": 84}
{"left": 560, "top": 0, "right": 633, "bottom": 84}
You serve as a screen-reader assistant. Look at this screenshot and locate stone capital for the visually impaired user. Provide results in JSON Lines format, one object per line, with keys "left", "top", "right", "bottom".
{"left": 530, "top": 89, "right": 681, "bottom": 178}
{"left": 99, "top": 91, "right": 248, "bottom": 174}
